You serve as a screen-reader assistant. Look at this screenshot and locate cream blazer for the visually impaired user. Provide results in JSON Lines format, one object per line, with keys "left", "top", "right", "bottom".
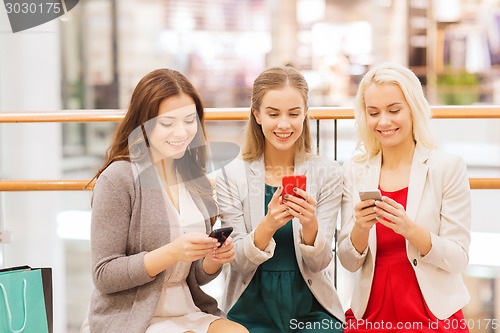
{"left": 338, "top": 144, "right": 471, "bottom": 320}
{"left": 216, "top": 154, "right": 346, "bottom": 323}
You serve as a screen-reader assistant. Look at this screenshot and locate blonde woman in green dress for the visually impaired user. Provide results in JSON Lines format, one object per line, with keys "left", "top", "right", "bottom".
{"left": 216, "top": 66, "right": 345, "bottom": 332}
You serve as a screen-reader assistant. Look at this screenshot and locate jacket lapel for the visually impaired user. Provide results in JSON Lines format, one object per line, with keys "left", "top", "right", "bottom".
{"left": 248, "top": 158, "right": 265, "bottom": 230}
{"left": 365, "top": 154, "right": 381, "bottom": 255}
{"left": 406, "top": 144, "right": 430, "bottom": 221}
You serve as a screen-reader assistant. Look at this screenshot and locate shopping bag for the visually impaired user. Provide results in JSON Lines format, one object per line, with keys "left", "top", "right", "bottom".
{"left": 0, "top": 266, "right": 52, "bottom": 333}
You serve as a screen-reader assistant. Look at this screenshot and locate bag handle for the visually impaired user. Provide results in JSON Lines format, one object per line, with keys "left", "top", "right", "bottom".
{"left": 0, "top": 279, "right": 27, "bottom": 333}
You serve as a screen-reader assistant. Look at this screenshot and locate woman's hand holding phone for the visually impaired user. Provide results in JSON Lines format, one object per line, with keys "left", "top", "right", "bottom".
{"left": 282, "top": 184, "right": 317, "bottom": 224}
{"left": 354, "top": 190, "right": 382, "bottom": 232}
{"left": 281, "top": 175, "right": 319, "bottom": 244}
{"left": 207, "top": 235, "right": 235, "bottom": 264}
{"left": 358, "top": 190, "right": 411, "bottom": 234}
{"left": 203, "top": 227, "right": 236, "bottom": 273}
{"left": 170, "top": 233, "right": 219, "bottom": 263}
{"left": 264, "top": 186, "right": 294, "bottom": 231}
{"left": 374, "top": 196, "right": 413, "bottom": 238}
{"left": 348, "top": 190, "right": 383, "bottom": 254}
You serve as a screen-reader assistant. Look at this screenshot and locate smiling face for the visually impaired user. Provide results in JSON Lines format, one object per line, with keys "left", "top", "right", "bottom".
{"left": 364, "top": 83, "right": 414, "bottom": 150}
{"left": 147, "top": 93, "right": 198, "bottom": 162}
{"left": 252, "top": 85, "right": 306, "bottom": 155}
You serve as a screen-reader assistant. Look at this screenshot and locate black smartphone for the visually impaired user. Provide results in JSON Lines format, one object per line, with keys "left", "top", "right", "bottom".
{"left": 209, "top": 227, "right": 233, "bottom": 247}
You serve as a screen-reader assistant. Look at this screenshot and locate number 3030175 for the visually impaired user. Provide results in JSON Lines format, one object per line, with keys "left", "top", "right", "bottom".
{"left": 5, "top": 2, "right": 61, "bottom": 14}
{"left": 443, "top": 318, "right": 498, "bottom": 330}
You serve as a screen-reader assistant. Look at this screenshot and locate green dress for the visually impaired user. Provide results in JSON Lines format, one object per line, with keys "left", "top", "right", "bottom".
{"left": 227, "top": 184, "right": 343, "bottom": 333}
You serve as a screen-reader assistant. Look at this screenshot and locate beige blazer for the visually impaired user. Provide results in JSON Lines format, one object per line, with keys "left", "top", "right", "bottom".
{"left": 338, "top": 144, "right": 471, "bottom": 320}
{"left": 216, "top": 154, "right": 346, "bottom": 322}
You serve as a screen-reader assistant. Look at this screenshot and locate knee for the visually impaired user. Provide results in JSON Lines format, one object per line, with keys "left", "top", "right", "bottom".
{"left": 233, "top": 323, "right": 249, "bottom": 333}
{"left": 225, "top": 321, "right": 249, "bottom": 333}
{"left": 208, "top": 319, "right": 249, "bottom": 333}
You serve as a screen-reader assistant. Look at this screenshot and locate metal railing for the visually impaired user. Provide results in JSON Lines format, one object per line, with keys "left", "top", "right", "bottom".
{"left": 1, "top": 106, "right": 500, "bottom": 191}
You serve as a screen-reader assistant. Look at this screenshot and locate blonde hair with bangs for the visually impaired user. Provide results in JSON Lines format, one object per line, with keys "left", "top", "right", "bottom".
{"left": 353, "top": 62, "right": 436, "bottom": 162}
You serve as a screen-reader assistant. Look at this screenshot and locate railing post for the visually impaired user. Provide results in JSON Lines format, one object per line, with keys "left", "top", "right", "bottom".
{"left": 0, "top": 191, "right": 5, "bottom": 267}
{"left": 316, "top": 119, "right": 320, "bottom": 155}
{"left": 334, "top": 119, "right": 338, "bottom": 161}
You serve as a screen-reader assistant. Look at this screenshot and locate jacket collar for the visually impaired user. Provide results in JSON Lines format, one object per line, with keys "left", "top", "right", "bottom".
{"left": 248, "top": 154, "right": 310, "bottom": 176}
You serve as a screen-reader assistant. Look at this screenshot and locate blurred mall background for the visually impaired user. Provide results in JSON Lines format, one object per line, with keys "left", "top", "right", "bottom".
{"left": 1, "top": 0, "right": 500, "bottom": 332}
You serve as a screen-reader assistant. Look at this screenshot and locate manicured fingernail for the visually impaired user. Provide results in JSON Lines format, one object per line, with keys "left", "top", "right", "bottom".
{"left": 293, "top": 187, "right": 298, "bottom": 192}
{"left": 284, "top": 194, "right": 289, "bottom": 199}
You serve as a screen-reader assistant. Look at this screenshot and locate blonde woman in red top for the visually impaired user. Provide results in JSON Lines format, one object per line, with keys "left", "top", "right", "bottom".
{"left": 338, "top": 63, "right": 471, "bottom": 332}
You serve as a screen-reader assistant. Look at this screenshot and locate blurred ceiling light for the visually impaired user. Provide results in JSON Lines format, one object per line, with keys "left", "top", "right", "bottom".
{"left": 434, "top": 0, "right": 461, "bottom": 22}
{"left": 297, "top": 0, "right": 325, "bottom": 25}
{"left": 410, "top": 0, "right": 429, "bottom": 10}
{"left": 378, "top": 0, "right": 392, "bottom": 7}
{"left": 172, "top": 6, "right": 195, "bottom": 31}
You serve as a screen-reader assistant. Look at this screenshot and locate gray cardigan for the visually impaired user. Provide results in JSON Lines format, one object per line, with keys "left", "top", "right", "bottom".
{"left": 216, "top": 155, "right": 346, "bottom": 323}
{"left": 88, "top": 161, "right": 222, "bottom": 333}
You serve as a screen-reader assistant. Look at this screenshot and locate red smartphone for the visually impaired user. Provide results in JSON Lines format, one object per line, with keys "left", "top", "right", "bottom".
{"left": 282, "top": 175, "right": 307, "bottom": 199}
{"left": 209, "top": 227, "right": 233, "bottom": 247}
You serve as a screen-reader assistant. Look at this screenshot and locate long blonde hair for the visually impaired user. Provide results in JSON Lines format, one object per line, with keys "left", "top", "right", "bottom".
{"left": 242, "top": 66, "right": 312, "bottom": 161}
{"left": 353, "top": 62, "right": 436, "bottom": 162}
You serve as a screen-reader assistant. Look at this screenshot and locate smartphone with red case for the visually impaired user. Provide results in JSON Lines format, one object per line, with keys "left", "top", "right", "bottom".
{"left": 282, "top": 175, "right": 307, "bottom": 199}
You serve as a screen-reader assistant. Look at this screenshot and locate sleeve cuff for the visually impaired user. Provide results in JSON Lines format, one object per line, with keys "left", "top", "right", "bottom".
{"left": 298, "top": 228, "right": 325, "bottom": 257}
{"left": 130, "top": 251, "right": 156, "bottom": 285}
{"left": 243, "top": 230, "right": 276, "bottom": 266}
{"left": 348, "top": 236, "right": 368, "bottom": 259}
{"left": 419, "top": 232, "right": 440, "bottom": 263}
{"left": 194, "top": 258, "right": 222, "bottom": 285}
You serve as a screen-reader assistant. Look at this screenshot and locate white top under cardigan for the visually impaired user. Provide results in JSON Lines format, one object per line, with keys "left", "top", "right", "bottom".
{"left": 146, "top": 173, "right": 219, "bottom": 333}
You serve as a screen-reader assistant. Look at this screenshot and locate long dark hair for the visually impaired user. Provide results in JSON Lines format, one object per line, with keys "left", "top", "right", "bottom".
{"left": 90, "top": 68, "right": 216, "bottom": 223}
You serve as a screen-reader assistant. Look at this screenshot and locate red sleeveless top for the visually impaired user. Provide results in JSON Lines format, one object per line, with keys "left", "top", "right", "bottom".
{"left": 344, "top": 187, "right": 469, "bottom": 333}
